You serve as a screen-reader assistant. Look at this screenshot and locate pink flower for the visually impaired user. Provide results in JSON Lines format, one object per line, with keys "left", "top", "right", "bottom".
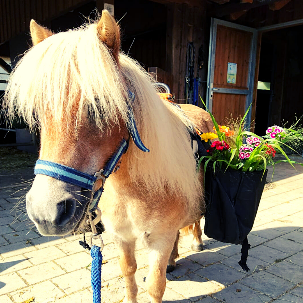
{"left": 246, "top": 136, "right": 261, "bottom": 146}
{"left": 266, "top": 125, "right": 284, "bottom": 137}
{"left": 270, "top": 132, "right": 277, "bottom": 138}
{"left": 239, "top": 152, "right": 250, "bottom": 159}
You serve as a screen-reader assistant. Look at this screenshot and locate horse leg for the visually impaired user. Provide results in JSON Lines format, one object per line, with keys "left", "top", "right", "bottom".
{"left": 167, "top": 231, "right": 179, "bottom": 273}
{"left": 146, "top": 234, "right": 176, "bottom": 303}
{"left": 191, "top": 220, "right": 204, "bottom": 252}
{"left": 117, "top": 240, "right": 138, "bottom": 303}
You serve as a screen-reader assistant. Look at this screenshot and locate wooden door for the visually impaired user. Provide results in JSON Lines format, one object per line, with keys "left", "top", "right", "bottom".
{"left": 206, "top": 19, "right": 258, "bottom": 127}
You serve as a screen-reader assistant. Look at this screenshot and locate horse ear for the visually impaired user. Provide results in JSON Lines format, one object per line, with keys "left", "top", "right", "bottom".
{"left": 97, "top": 10, "right": 120, "bottom": 61}
{"left": 30, "top": 19, "right": 53, "bottom": 46}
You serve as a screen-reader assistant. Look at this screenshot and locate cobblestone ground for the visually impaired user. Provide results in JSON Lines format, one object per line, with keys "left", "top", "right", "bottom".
{"left": 1, "top": 158, "right": 303, "bottom": 303}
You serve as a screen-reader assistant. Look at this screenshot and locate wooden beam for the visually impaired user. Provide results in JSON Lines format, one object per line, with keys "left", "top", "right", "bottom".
{"left": 269, "top": 0, "right": 291, "bottom": 10}
{"left": 230, "top": 10, "right": 248, "bottom": 20}
{"left": 150, "top": 0, "right": 202, "bottom": 7}
{"left": 209, "top": 0, "right": 230, "bottom": 4}
{"left": 212, "top": 0, "right": 290, "bottom": 17}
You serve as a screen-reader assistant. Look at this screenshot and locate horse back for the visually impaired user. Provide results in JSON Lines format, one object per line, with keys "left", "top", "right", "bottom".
{"left": 179, "top": 104, "right": 214, "bottom": 133}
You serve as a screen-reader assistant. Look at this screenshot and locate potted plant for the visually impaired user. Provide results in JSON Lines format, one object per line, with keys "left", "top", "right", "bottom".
{"left": 198, "top": 100, "right": 303, "bottom": 271}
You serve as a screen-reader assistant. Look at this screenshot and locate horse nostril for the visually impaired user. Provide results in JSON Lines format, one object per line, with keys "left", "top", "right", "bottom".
{"left": 55, "top": 199, "right": 76, "bottom": 226}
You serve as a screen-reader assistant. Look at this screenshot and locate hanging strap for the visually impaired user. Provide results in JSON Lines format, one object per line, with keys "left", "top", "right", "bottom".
{"left": 238, "top": 236, "right": 251, "bottom": 272}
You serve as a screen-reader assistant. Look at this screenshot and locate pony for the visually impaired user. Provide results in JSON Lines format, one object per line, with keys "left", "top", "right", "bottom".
{"left": 4, "top": 10, "right": 213, "bottom": 303}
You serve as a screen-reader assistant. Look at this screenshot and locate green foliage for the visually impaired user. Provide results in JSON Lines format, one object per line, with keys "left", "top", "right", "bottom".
{"left": 199, "top": 97, "right": 303, "bottom": 173}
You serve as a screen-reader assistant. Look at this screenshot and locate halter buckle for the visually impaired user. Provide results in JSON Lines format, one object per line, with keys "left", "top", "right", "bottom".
{"left": 94, "top": 169, "right": 106, "bottom": 183}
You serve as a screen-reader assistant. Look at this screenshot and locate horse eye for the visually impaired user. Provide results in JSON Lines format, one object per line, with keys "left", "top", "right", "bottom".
{"left": 87, "top": 98, "right": 103, "bottom": 123}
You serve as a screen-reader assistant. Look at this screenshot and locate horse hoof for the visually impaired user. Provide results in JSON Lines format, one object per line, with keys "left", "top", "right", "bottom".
{"left": 191, "top": 243, "right": 204, "bottom": 252}
{"left": 166, "top": 264, "right": 176, "bottom": 273}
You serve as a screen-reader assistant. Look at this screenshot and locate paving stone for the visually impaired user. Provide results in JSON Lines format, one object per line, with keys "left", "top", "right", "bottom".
{"left": 3, "top": 229, "right": 41, "bottom": 245}
{"left": 10, "top": 280, "right": 64, "bottom": 303}
{"left": 30, "top": 236, "right": 67, "bottom": 248}
{"left": 51, "top": 268, "right": 91, "bottom": 295}
{"left": 0, "top": 236, "right": 9, "bottom": 246}
{"left": 251, "top": 221, "right": 299, "bottom": 239}
{"left": 24, "top": 246, "right": 67, "bottom": 265}
{"left": 99, "top": 276, "right": 128, "bottom": 303}
{"left": 18, "top": 262, "right": 66, "bottom": 284}
{"left": 0, "top": 272, "right": 27, "bottom": 295}
{"left": 55, "top": 238, "right": 86, "bottom": 255}
{"left": 194, "top": 297, "right": 220, "bottom": 303}
{"left": 195, "top": 263, "right": 245, "bottom": 286}
{"left": 248, "top": 245, "right": 289, "bottom": 264}
{"left": 9, "top": 220, "right": 37, "bottom": 232}
{"left": 166, "top": 271, "right": 225, "bottom": 299}
{"left": 247, "top": 234, "right": 267, "bottom": 247}
{"left": 266, "top": 261, "right": 303, "bottom": 283}
{"left": 186, "top": 250, "right": 226, "bottom": 267}
{"left": 202, "top": 241, "right": 230, "bottom": 253}
{"left": 0, "top": 216, "right": 17, "bottom": 226}
{"left": 55, "top": 289, "right": 92, "bottom": 302}
{"left": 0, "top": 225, "right": 14, "bottom": 235}
{"left": 99, "top": 231, "right": 115, "bottom": 245}
{"left": 216, "top": 244, "right": 244, "bottom": 257}
{"left": 290, "top": 284, "right": 303, "bottom": 298}
{"left": 102, "top": 242, "right": 121, "bottom": 260}
{"left": 272, "top": 293, "right": 303, "bottom": 302}
{"left": 0, "top": 255, "right": 32, "bottom": 275}
{"left": 0, "top": 295, "right": 13, "bottom": 303}
{"left": 167, "top": 257, "right": 205, "bottom": 279}
{"left": 0, "top": 198, "right": 13, "bottom": 210}
{"left": 286, "top": 251, "right": 303, "bottom": 267}
{"left": 164, "top": 284, "right": 195, "bottom": 302}
{"left": 99, "top": 257, "right": 122, "bottom": 282}
{"left": 213, "top": 282, "right": 271, "bottom": 303}
{"left": 0, "top": 210, "right": 14, "bottom": 218}
{"left": 264, "top": 237, "right": 303, "bottom": 254}
{"left": 221, "top": 254, "right": 269, "bottom": 273}
{"left": 0, "top": 241, "right": 37, "bottom": 258}
{"left": 281, "top": 230, "right": 303, "bottom": 244}
{"left": 137, "top": 286, "right": 191, "bottom": 303}
{"left": 239, "top": 271, "right": 295, "bottom": 298}
{"left": 54, "top": 251, "right": 91, "bottom": 272}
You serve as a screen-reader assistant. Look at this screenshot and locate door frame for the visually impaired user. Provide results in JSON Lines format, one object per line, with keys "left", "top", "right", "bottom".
{"left": 206, "top": 18, "right": 258, "bottom": 127}
{"left": 207, "top": 18, "right": 303, "bottom": 129}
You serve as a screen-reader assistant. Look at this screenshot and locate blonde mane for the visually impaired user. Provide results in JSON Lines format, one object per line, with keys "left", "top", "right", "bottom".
{"left": 4, "top": 21, "right": 201, "bottom": 207}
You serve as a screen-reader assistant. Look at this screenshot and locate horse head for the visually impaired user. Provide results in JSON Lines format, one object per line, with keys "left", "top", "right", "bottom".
{"left": 14, "top": 11, "right": 131, "bottom": 236}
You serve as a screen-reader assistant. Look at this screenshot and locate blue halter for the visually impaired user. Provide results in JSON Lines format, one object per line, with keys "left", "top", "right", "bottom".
{"left": 34, "top": 92, "right": 149, "bottom": 212}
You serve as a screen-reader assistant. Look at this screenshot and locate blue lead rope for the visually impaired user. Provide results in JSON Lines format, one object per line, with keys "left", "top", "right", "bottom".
{"left": 91, "top": 245, "right": 103, "bottom": 303}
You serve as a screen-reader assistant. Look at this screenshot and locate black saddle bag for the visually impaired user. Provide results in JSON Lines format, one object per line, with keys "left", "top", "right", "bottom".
{"left": 204, "top": 166, "right": 267, "bottom": 271}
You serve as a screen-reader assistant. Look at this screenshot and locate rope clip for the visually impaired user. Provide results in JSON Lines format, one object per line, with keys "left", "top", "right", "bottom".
{"left": 87, "top": 208, "right": 104, "bottom": 251}
{"left": 90, "top": 233, "right": 104, "bottom": 251}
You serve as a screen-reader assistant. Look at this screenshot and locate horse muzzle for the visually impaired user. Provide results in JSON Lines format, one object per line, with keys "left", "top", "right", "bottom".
{"left": 26, "top": 175, "right": 89, "bottom": 236}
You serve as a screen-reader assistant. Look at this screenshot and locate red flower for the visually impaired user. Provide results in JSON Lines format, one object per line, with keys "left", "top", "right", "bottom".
{"left": 210, "top": 140, "right": 230, "bottom": 151}
{"left": 265, "top": 144, "right": 276, "bottom": 158}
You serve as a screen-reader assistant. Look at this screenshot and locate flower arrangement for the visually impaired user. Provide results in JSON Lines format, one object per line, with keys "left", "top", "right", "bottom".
{"left": 199, "top": 101, "right": 303, "bottom": 173}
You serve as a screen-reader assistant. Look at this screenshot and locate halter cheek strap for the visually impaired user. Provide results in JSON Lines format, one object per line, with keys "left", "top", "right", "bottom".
{"left": 127, "top": 91, "right": 149, "bottom": 152}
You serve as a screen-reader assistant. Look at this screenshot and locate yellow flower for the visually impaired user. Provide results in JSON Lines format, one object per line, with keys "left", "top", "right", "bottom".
{"left": 200, "top": 132, "right": 218, "bottom": 142}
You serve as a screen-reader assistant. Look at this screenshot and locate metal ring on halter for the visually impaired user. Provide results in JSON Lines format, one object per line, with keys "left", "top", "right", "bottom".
{"left": 90, "top": 232, "right": 104, "bottom": 251}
